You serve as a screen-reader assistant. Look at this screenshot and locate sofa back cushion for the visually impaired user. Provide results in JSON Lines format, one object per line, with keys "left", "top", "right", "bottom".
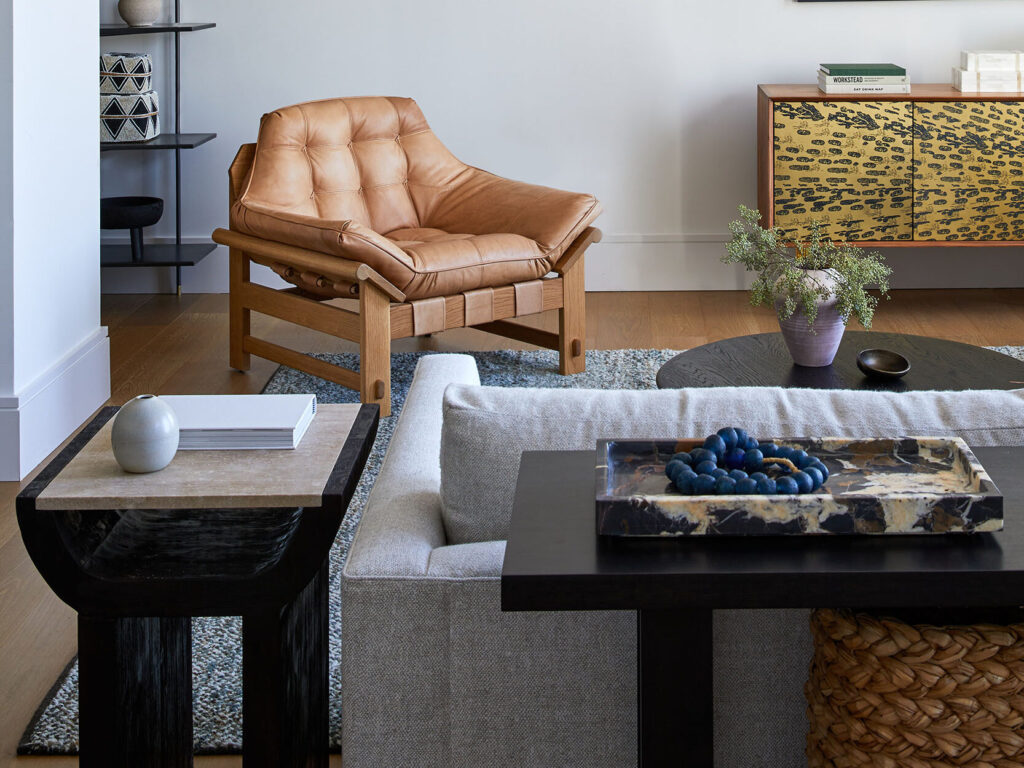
{"left": 438, "top": 384, "right": 1024, "bottom": 545}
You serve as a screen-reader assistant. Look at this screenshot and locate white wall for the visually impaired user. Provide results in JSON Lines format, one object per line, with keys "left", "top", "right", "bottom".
{"left": 0, "top": 0, "right": 110, "bottom": 479}
{"left": 100, "top": 0, "right": 1024, "bottom": 294}
{"left": 13, "top": 0, "right": 104, "bottom": 392}
{"left": 0, "top": 0, "right": 14, "bottom": 393}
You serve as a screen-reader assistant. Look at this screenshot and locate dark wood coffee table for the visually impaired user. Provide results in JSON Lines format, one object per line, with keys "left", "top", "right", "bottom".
{"left": 656, "top": 331, "right": 1024, "bottom": 391}
{"left": 502, "top": 447, "right": 1024, "bottom": 768}
{"left": 17, "top": 403, "right": 378, "bottom": 768}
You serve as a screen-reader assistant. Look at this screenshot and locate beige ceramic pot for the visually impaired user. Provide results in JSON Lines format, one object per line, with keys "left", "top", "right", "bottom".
{"left": 118, "top": 0, "right": 162, "bottom": 27}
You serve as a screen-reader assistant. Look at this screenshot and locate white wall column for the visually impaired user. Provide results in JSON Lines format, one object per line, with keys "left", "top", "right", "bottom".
{"left": 0, "top": 0, "right": 110, "bottom": 480}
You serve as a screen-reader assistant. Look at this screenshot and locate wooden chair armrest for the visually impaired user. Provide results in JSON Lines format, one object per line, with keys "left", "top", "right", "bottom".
{"left": 212, "top": 228, "right": 406, "bottom": 302}
{"left": 552, "top": 227, "right": 602, "bottom": 275}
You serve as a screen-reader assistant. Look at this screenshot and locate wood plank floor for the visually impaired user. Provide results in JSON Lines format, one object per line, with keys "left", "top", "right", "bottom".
{"left": 2, "top": 288, "right": 1022, "bottom": 767}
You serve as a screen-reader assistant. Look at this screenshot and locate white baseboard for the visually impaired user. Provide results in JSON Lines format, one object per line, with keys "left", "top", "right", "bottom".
{"left": 586, "top": 239, "right": 754, "bottom": 291}
{"left": 0, "top": 328, "right": 111, "bottom": 480}
{"left": 586, "top": 238, "right": 1024, "bottom": 292}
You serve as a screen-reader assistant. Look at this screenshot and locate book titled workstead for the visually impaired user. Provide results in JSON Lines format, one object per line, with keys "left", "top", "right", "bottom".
{"left": 817, "top": 73, "right": 911, "bottom": 94}
{"left": 819, "top": 73, "right": 909, "bottom": 85}
{"left": 162, "top": 394, "right": 317, "bottom": 450}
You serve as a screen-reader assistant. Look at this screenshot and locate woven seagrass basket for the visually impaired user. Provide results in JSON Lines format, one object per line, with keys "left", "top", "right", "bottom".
{"left": 807, "top": 608, "right": 1024, "bottom": 768}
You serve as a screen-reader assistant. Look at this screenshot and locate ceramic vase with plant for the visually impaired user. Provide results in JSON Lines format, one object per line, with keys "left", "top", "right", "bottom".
{"left": 118, "top": 0, "right": 162, "bottom": 27}
{"left": 722, "top": 205, "right": 891, "bottom": 367}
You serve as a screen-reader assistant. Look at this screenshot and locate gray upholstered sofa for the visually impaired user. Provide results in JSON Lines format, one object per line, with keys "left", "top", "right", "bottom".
{"left": 341, "top": 353, "right": 1024, "bottom": 768}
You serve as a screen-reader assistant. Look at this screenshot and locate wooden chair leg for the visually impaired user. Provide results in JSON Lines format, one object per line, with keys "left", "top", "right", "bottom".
{"left": 559, "top": 254, "right": 586, "bottom": 375}
{"left": 229, "top": 248, "right": 251, "bottom": 371}
{"left": 359, "top": 281, "right": 392, "bottom": 417}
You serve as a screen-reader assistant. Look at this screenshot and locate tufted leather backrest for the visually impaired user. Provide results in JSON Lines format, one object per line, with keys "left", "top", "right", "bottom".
{"left": 241, "top": 96, "right": 466, "bottom": 234}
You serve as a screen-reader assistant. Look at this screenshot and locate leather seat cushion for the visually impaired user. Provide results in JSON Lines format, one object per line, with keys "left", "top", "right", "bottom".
{"left": 384, "top": 228, "right": 549, "bottom": 298}
{"left": 386, "top": 227, "right": 472, "bottom": 247}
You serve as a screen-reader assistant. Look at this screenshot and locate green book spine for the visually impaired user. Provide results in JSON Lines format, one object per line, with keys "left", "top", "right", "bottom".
{"left": 820, "top": 63, "right": 907, "bottom": 76}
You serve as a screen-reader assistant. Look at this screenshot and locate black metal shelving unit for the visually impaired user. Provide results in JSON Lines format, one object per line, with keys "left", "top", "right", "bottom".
{"left": 100, "top": 21, "right": 215, "bottom": 36}
{"left": 100, "top": 4, "right": 216, "bottom": 295}
{"left": 101, "top": 132, "right": 215, "bottom": 151}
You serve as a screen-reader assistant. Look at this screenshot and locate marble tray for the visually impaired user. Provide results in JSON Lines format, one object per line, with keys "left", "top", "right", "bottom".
{"left": 595, "top": 437, "right": 1003, "bottom": 536}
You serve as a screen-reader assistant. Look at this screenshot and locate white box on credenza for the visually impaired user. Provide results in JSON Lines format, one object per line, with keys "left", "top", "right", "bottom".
{"left": 953, "top": 67, "right": 1022, "bottom": 92}
{"left": 961, "top": 50, "right": 1023, "bottom": 71}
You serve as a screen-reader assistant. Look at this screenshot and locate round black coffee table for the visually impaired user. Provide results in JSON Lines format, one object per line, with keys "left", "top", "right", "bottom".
{"left": 656, "top": 332, "right": 1024, "bottom": 392}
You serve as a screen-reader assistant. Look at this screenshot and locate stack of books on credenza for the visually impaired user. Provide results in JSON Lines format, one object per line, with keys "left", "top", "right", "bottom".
{"left": 953, "top": 50, "right": 1023, "bottom": 92}
{"left": 817, "top": 63, "right": 909, "bottom": 94}
{"left": 162, "top": 394, "right": 317, "bottom": 450}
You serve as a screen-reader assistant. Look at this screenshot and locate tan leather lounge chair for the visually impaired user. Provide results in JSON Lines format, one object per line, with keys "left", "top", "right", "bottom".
{"left": 212, "top": 96, "right": 602, "bottom": 416}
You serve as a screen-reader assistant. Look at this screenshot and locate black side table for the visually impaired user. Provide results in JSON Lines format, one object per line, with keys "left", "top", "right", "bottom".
{"left": 502, "top": 448, "right": 1024, "bottom": 768}
{"left": 17, "top": 403, "right": 378, "bottom": 768}
{"left": 656, "top": 332, "right": 1024, "bottom": 391}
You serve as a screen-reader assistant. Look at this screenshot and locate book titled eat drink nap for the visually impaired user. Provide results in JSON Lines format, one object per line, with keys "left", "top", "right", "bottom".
{"left": 161, "top": 394, "right": 317, "bottom": 450}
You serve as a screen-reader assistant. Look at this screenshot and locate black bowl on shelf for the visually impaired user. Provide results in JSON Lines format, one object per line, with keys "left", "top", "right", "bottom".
{"left": 100, "top": 196, "right": 163, "bottom": 229}
{"left": 101, "top": 196, "right": 164, "bottom": 262}
{"left": 857, "top": 348, "right": 911, "bottom": 380}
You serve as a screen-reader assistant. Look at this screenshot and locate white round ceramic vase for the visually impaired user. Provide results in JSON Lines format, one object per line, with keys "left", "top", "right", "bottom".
{"left": 117, "top": 0, "right": 162, "bottom": 27}
{"left": 111, "top": 394, "right": 179, "bottom": 473}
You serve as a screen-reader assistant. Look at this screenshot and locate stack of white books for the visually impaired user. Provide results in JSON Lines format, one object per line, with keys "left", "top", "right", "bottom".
{"left": 954, "top": 50, "right": 1023, "bottom": 92}
{"left": 817, "top": 63, "right": 910, "bottom": 94}
{"left": 161, "top": 394, "right": 317, "bottom": 450}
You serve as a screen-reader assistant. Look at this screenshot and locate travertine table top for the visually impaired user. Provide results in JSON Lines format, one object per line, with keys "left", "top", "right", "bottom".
{"left": 36, "top": 403, "right": 360, "bottom": 510}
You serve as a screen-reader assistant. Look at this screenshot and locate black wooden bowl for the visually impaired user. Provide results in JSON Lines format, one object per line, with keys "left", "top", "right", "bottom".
{"left": 857, "top": 348, "right": 911, "bottom": 380}
{"left": 100, "top": 196, "right": 164, "bottom": 230}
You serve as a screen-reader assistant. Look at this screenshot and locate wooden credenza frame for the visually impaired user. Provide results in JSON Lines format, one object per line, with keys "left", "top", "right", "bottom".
{"left": 758, "top": 84, "right": 1024, "bottom": 246}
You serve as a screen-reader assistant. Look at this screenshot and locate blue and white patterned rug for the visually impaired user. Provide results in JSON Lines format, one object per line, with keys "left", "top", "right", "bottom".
{"left": 18, "top": 348, "right": 681, "bottom": 755}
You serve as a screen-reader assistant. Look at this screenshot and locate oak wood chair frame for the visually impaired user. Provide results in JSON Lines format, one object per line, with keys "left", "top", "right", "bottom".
{"left": 213, "top": 144, "right": 601, "bottom": 417}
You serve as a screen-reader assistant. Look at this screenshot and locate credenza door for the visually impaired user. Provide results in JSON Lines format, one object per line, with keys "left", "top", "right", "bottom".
{"left": 913, "top": 101, "right": 1024, "bottom": 241}
{"left": 772, "top": 100, "right": 914, "bottom": 242}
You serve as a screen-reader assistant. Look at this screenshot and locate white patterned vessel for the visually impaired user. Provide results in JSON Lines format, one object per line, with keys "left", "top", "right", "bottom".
{"left": 101, "top": 90, "right": 160, "bottom": 142}
{"left": 101, "top": 52, "right": 153, "bottom": 95}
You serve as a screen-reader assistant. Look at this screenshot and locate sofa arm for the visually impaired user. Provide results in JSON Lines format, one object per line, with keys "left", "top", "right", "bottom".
{"left": 343, "top": 354, "right": 481, "bottom": 579}
{"left": 425, "top": 540, "right": 506, "bottom": 578}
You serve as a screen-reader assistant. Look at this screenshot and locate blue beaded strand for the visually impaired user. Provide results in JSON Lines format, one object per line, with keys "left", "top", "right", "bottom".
{"left": 664, "top": 428, "right": 828, "bottom": 496}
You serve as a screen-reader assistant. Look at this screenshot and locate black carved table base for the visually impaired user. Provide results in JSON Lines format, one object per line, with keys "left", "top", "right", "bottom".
{"left": 78, "top": 615, "right": 193, "bottom": 767}
{"left": 242, "top": 561, "right": 329, "bottom": 768}
{"left": 76, "top": 562, "right": 329, "bottom": 768}
{"left": 18, "top": 405, "right": 378, "bottom": 767}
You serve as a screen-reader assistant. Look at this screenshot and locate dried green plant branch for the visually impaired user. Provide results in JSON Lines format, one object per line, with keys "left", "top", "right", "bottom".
{"left": 723, "top": 205, "right": 891, "bottom": 330}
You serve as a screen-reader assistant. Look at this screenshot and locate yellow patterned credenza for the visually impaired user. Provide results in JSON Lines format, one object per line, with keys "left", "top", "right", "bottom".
{"left": 758, "top": 84, "right": 1024, "bottom": 245}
